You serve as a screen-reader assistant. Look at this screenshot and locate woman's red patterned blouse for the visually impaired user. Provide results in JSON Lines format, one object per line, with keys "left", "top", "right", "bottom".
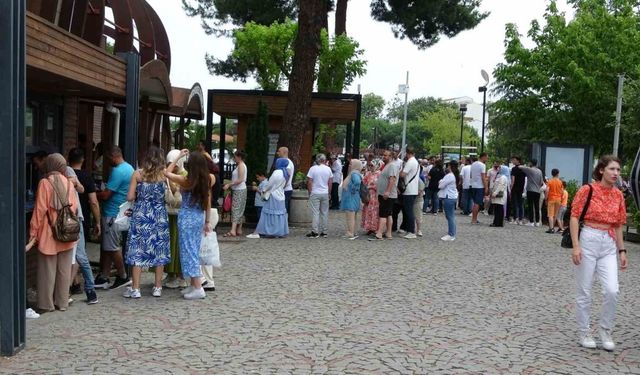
{"left": 570, "top": 182, "right": 626, "bottom": 227}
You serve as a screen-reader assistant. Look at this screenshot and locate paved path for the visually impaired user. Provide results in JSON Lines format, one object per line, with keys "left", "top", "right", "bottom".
{"left": 2, "top": 211, "right": 640, "bottom": 374}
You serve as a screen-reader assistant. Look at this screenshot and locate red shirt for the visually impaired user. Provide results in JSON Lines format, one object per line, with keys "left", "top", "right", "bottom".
{"left": 570, "top": 183, "right": 626, "bottom": 227}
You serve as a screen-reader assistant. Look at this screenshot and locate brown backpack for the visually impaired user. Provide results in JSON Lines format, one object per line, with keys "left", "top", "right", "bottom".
{"left": 46, "top": 176, "right": 80, "bottom": 243}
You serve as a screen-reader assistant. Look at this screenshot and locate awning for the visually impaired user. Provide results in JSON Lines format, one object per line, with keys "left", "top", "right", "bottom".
{"left": 140, "top": 59, "right": 172, "bottom": 107}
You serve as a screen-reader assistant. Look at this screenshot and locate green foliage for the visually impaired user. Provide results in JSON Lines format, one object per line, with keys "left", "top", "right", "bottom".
{"left": 418, "top": 106, "right": 480, "bottom": 156}
{"left": 182, "top": 0, "right": 296, "bottom": 37}
{"left": 565, "top": 179, "right": 580, "bottom": 210}
{"left": 386, "top": 96, "right": 455, "bottom": 122}
{"left": 369, "top": 0, "right": 489, "bottom": 49}
{"left": 244, "top": 102, "right": 269, "bottom": 184}
{"left": 361, "top": 93, "right": 385, "bottom": 119}
{"left": 491, "top": 0, "right": 640, "bottom": 161}
{"left": 627, "top": 195, "right": 640, "bottom": 232}
{"left": 317, "top": 30, "right": 367, "bottom": 93}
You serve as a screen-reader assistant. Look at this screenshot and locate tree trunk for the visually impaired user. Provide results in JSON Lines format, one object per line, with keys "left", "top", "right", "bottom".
{"left": 335, "top": 0, "right": 348, "bottom": 35}
{"left": 279, "top": 0, "right": 328, "bottom": 169}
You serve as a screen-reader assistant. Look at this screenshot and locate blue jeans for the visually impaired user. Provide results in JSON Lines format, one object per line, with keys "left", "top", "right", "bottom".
{"left": 427, "top": 188, "right": 439, "bottom": 213}
{"left": 422, "top": 187, "right": 430, "bottom": 212}
{"left": 284, "top": 190, "right": 292, "bottom": 213}
{"left": 461, "top": 188, "right": 473, "bottom": 214}
{"left": 401, "top": 195, "right": 417, "bottom": 233}
{"left": 512, "top": 192, "right": 524, "bottom": 220}
{"left": 443, "top": 198, "right": 457, "bottom": 237}
{"left": 75, "top": 223, "right": 95, "bottom": 293}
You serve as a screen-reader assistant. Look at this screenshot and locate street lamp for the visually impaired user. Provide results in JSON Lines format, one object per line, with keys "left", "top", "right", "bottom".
{"left": 398, "top": 71, "right": 409, "bottom": 157}
{"left": 478, "top": 69, "right": 490, "bottom": 154}
{"left": 459, "top": 103, "right": 467, "bottom": 160}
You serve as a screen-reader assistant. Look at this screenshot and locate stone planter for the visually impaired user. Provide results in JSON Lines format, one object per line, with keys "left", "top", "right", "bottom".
{"left": 289, "top": 189, "right": 311, "bottom": 225}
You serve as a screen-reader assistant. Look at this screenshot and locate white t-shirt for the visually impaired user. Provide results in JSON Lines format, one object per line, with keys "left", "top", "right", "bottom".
{"left": 331, "top": 159, "right": 343, "bottom": 184}
{"left": 402, "top": 156, "right": 420, "bottom": 195}
{"left": 284, "top": 158, "right": 294, "bottom": 192}
{"left": 306, "top": 164, "right": 332, "bottom": 195}
{"left": 461, "top": 165, "right": 471, "bottom": 188}
{"left": 470, "top": 161, "right": 486, "bottom": 189}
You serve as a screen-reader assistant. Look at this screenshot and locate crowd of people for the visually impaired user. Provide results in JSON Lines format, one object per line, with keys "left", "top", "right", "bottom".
{"left": 26, "top": 142, "right": 631, "bottom": 351}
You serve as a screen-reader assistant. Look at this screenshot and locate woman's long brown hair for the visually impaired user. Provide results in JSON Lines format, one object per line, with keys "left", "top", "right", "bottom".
{"left": 185, "top": 152, "right": 210, "bottom": 210}
{"left": 140, "top": 146, "right": 165, "bottom": 182}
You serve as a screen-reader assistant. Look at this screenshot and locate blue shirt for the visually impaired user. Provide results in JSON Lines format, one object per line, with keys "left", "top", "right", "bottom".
{"left": 254, "top": 179, "right": 269, "bottom": 207}
{"left": 102, "top": 161, "right": 134, "bottom": 217}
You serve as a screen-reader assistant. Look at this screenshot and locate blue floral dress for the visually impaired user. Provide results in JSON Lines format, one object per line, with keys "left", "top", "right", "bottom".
{"left": 340, "top": 172, "right": 362, "bottom": 212}
{"left": 126, "top": 181, "right": 170, "bottom": 267}
{"left": 178, "top": 191, "right": 204, "bottom": 278}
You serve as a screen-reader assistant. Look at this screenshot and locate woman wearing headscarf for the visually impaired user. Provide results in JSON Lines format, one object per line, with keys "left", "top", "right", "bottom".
{"left": 247, "top": 158, "right": 289, "bottom": 238}
{"left": 163, "top": 149, "right": 187, "bottom": 289}
{"left": 361, "top": 160, "right": 381, "bottom": 234}
{"left": 490, "top": 165, "right": 509, "bottom": 227}
{"left": 28, "top": 153, "right": 79, "bottom": 313}
{"left": 340, "top": 158, "right": 363, "bottom": 239}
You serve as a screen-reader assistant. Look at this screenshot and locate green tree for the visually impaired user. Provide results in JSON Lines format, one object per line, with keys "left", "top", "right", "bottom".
{"left": 387, "top": 96, "right": 455, "bottom": 122}
{"left": 317, "top": 30, "right": 367, "bottom": 92}
{"left": 418, "top": 106, "right": 480, "bottom": 156}
{"left": 491, "top": 0, "right": 640, "bottom": 161}
{"left": 361, "top": 93, "right": 385, "bottom": 119}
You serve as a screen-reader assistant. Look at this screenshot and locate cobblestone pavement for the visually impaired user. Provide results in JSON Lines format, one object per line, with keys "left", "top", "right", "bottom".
{"left": 3, "top": 211, "right": 640, "bottom": 374}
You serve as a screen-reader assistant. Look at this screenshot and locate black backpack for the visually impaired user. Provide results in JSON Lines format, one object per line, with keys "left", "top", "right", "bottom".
{"left": 46, "top": 176, "right": 81, "bottom": 243}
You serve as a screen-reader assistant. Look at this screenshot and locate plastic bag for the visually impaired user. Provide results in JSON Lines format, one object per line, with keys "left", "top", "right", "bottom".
{"left": 113, "top": 201, "right": 132, "bottom": 232}
{"left": 199, "top": 232, "right": 221, "bottom": 268}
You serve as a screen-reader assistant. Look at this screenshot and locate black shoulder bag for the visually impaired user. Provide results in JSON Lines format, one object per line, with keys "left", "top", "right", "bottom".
{"left": 561, "top": 184, "right": 592, "bottom": 249}
{"left": 398, "top": 167, "right": 419, "bottom": 194}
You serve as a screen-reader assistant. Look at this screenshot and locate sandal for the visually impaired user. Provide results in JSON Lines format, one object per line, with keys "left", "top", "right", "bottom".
{"left": 223, "top": 232, "right": 236, "bottom": 237}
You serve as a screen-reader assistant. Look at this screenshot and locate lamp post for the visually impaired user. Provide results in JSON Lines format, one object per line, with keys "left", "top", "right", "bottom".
{"left": 459, "top": 103, "right": 467, "bottom": 160}
{"left": 398, "top": 71, "right": 409, "bottom": 157}
{"left": 479, "top": 69, "right": 490, "bottom": 154}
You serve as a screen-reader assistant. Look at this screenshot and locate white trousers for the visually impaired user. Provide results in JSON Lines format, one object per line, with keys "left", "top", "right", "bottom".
{"left": 309, "top": 194, "right": 329, "bottom": 233}
{"left": 575, "top": 226, "right": 619, "bottom": 333}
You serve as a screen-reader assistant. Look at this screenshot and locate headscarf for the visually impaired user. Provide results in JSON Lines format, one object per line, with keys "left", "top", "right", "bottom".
{"left": 275, "top": 158, "right": 289, "bottom": 181}
{"left": 500, "top": 165, "right": 510, "bottom": 177}
{"left": 343, "top": 158, "right": 362, "bottom": 187}
{"left": 166, "top": 149, "right": 185, "bottom": 174}
{"left": 42, "top": 153, "right": 68, "bottom": 209}
{"left": 368, "top": 159, "right": 382, "bottom": 174}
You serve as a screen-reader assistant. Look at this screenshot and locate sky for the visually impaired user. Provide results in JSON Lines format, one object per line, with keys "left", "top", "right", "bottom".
{"left": 147, "top": 0, "right": 573, "bottom": 113}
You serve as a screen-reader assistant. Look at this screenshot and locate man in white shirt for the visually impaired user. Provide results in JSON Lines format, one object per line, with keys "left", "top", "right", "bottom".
{"left": 460, "top": 158, "right": 473, "bottom": 215}
{"left": 470, "top": 152, "right": 489, "bottom": 224}
{"left": 399, "top": 147, "right": 420, "bottom": 239}
{"left": 277, "top": 147, "right": 295, "bottom": 214}
{"left": 391, "top": 152, "right": 404, "bottom": 232}
{"left": 306, "top": 154, "right": 333, "bottom": 238}
{"left": 329, "top": 154, "right": 342, "bottom": 209}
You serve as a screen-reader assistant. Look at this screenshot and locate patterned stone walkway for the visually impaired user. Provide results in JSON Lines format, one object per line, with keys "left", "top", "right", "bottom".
{"left": 2, "top": 211, "right": 640, "bottom": 374}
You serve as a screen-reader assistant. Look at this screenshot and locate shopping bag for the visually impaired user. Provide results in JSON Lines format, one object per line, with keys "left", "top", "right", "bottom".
{"left": 113, "top": 201, "right": 132, "bottom": 232}
{"left": 199, "top": 232, "right": 221, "bottom": 268}
{"left": 223, "top": 193, "right": 232, "bottom": 212}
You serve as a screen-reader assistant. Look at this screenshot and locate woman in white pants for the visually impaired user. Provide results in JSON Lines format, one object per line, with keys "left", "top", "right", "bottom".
{"left": 570, "top": 155, "right": 628, "bottom": 351}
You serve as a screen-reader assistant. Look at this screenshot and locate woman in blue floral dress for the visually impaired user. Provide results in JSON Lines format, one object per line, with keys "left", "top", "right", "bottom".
{"left": 165, "top": 150, "right": 214, "bottom": 300}
{"left": 124, "top": 146, "right": 170, "bottom": 299}
{"left": 340, "top": 158, "right": 363, "bottom": 240}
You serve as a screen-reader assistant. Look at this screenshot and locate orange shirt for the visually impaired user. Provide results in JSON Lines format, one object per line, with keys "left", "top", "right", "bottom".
{"left": 29, "top": 175, "right": 79, "bottom": 255}
{"left": 570, "top": 183, "right": 626, "bottom": 227}
{"left": 561, "top": 190, "right": 568, "bottom": 207}
{"left": 546, "top": 177, "right": 563, "bottom": 201}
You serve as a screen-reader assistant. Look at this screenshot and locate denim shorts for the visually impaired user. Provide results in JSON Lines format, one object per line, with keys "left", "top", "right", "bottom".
{"left": 471, "top": 188, "right": 485, "bottom": 205}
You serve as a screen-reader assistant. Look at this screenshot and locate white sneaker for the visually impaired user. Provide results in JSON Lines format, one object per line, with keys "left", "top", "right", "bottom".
{"left": 417, "top": 230, "right": 423, "bottom": 237}
{"left": 403, "top": 233, "right": 417, "bottom": 239}
{"left": 441, "top": 235, "right": 455, "bottom": 241}
{"left": 579, "top": 332, "right": 597, "bottom": 349}
{"left": 152, "top": 287, "right": 162, "bottom": 297}
{"left": 183, "top": 287, "right": 206, "bottom": 300}
{"left": 25, "top": 308, "right": 40, "bottom": 319}
{"left": 180, "top": 286, "right": 195, "bottom": 295}
{"left": 526, "top": 222, "right": 535, "bottom": 227}
{"left": 534, "top": 222, "right": 541, "bottom": 227}
{"left": 599, "top": 329, "right": 615, "bottom": 351}
{"left": 123, "top": 287, "right": 141, "bottom": 299}
{"left": 246, "top": 233, "right": 260, "bottom": 239}
{"left": 397, "top": 229, "right": 407, "bottom": 235}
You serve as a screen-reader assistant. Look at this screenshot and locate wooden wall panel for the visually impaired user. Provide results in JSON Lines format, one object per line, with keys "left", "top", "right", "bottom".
{"left": 63, "top": 97, "right": 79, "bottom": 157}
{"left": 26, "top": 12, "right": 126, "bottom": 97}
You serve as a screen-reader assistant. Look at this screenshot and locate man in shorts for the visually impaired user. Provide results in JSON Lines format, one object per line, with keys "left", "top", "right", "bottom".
{"left": 95, "top": 146, "right": 134, "bottom": 289}
{"left": 370, "top": 150, "right": 398, "bottom": 240}
{"left": 470, "top": 153, "right": 489, "bottom": 224}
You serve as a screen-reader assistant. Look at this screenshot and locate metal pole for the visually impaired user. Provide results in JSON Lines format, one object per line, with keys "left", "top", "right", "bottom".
{"left": 459, "top": 112, "right": 464, "bottom": 160}
{"left": 613, "top": 74, "right": 624, "bottom": 156}
{"left": 401, "top": 71, "right": 409, "bottom": 157}
{"left": 480, "top": 87, "right": 487, "bottom": 154}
